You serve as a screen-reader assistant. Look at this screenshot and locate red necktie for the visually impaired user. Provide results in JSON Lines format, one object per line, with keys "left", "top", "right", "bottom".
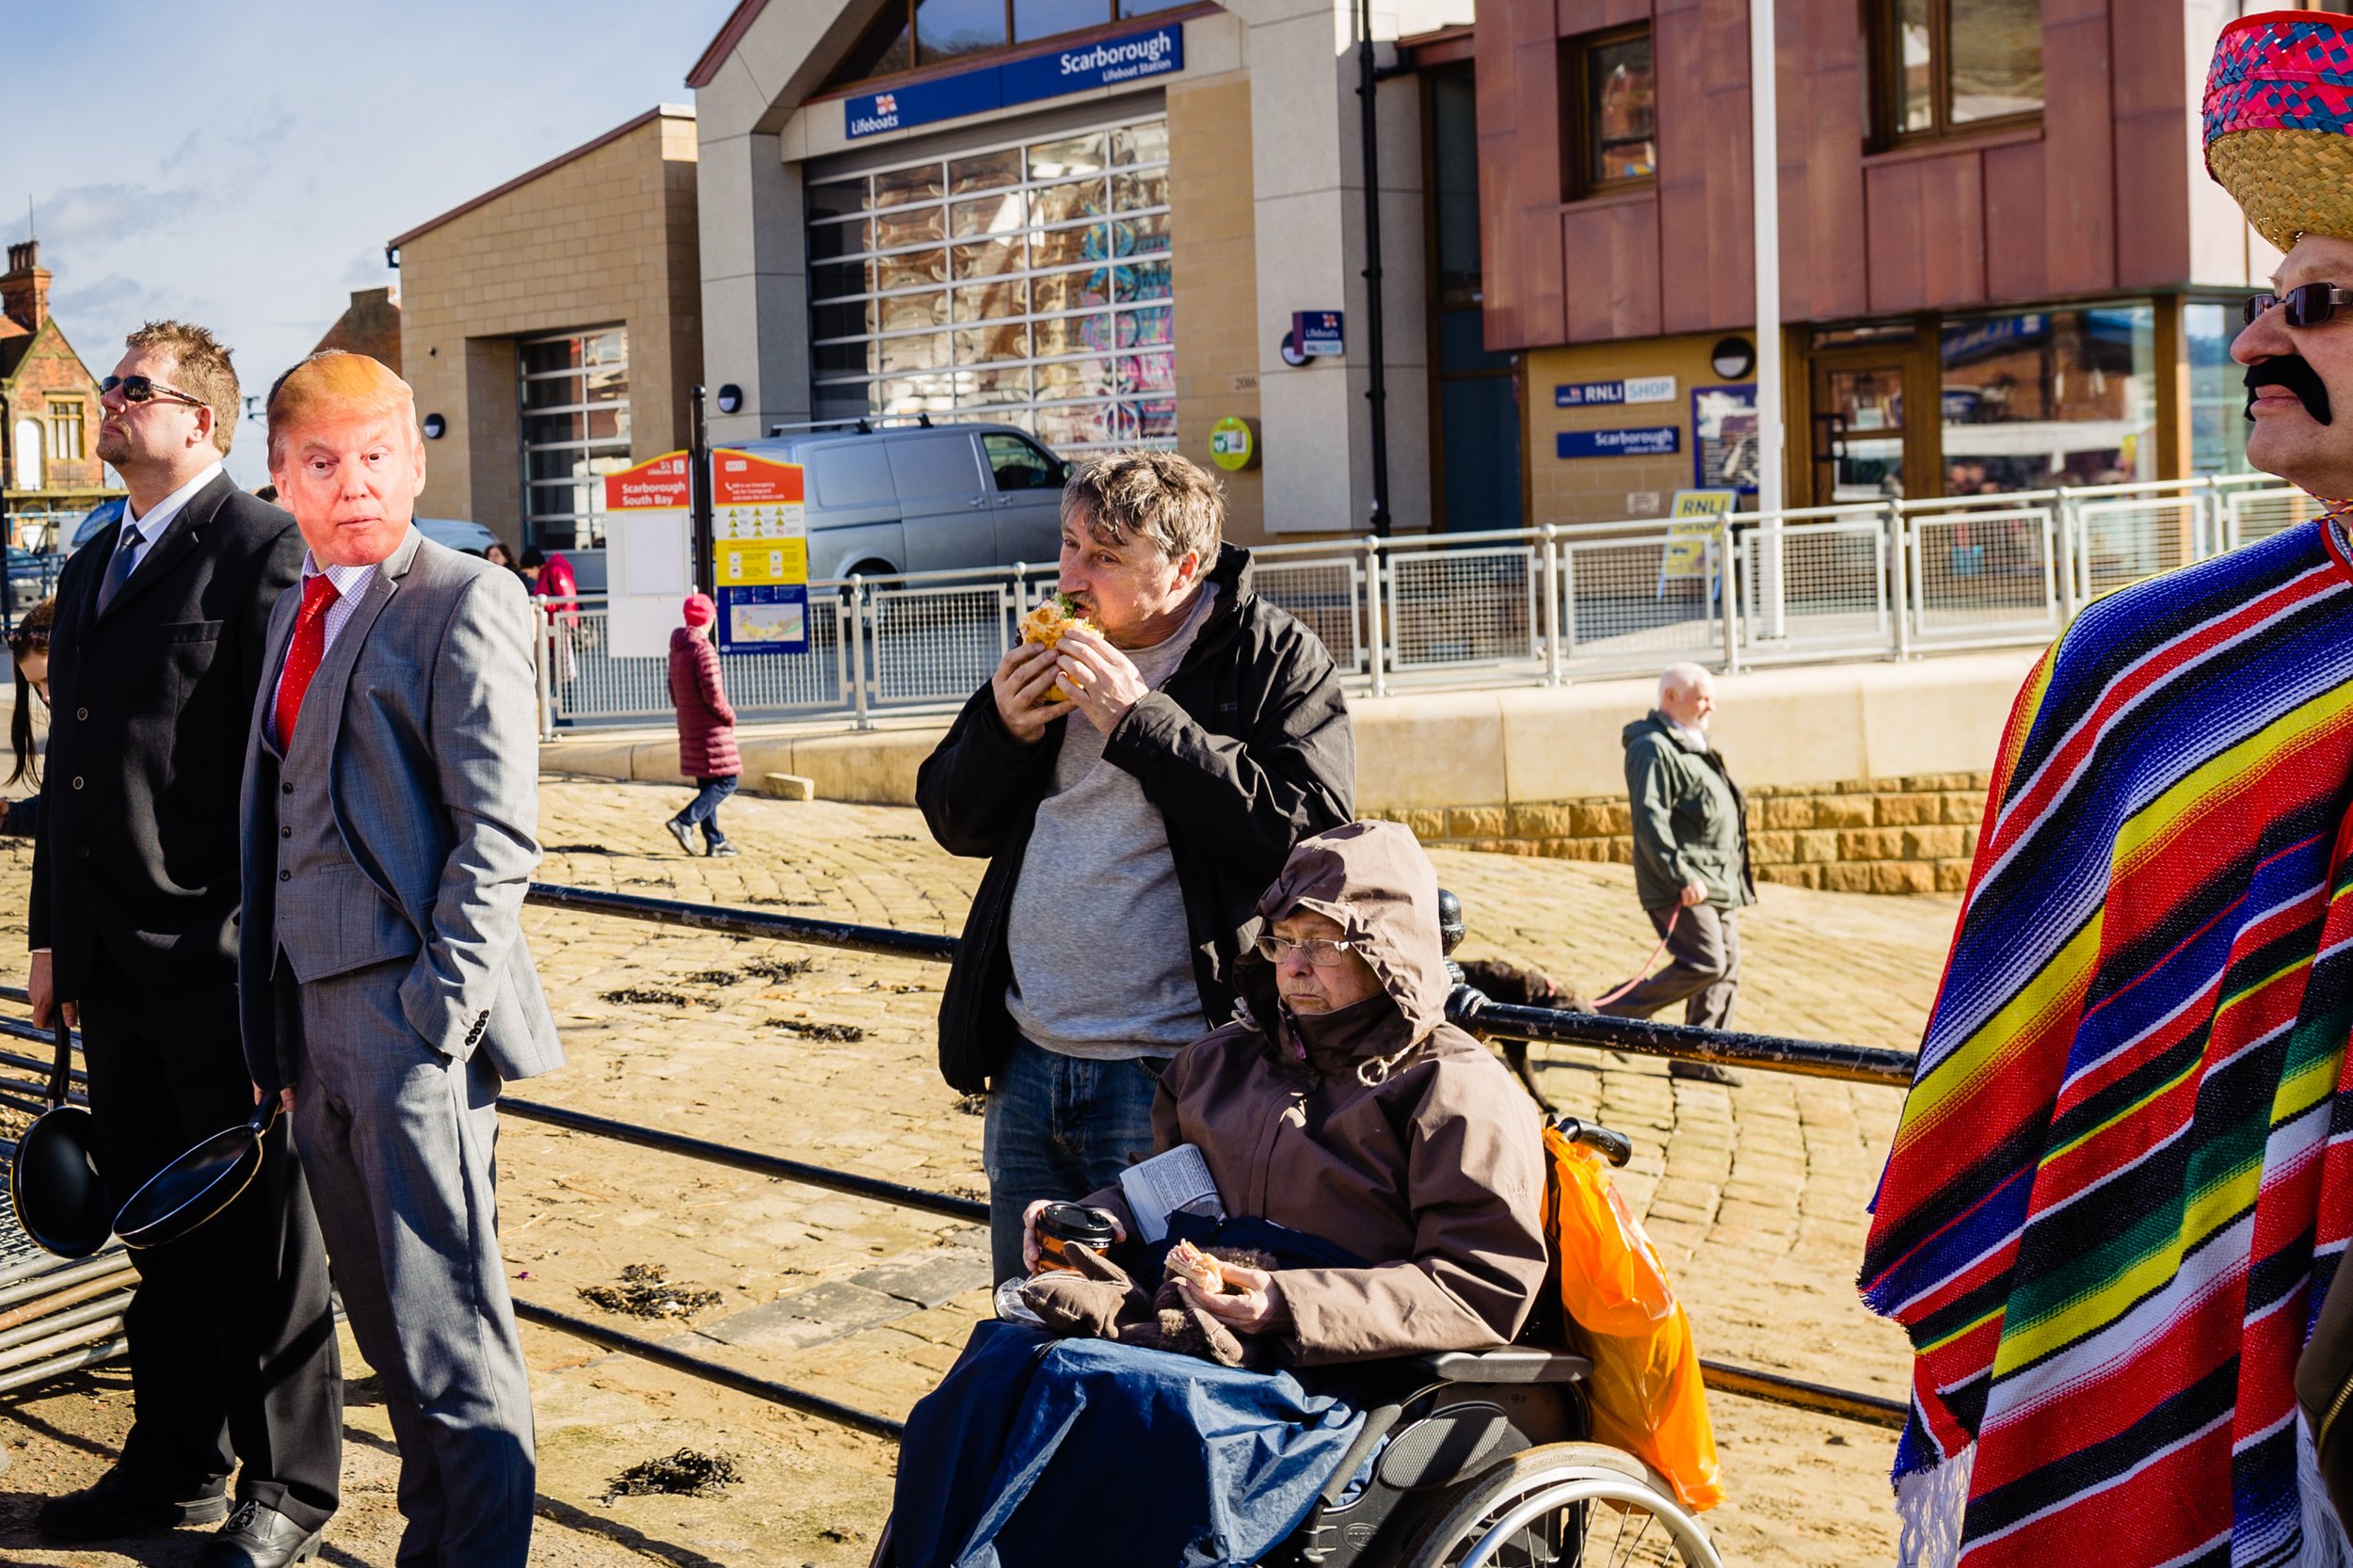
{"left": 275, "top": 574, "right": 342, "bottom": 752}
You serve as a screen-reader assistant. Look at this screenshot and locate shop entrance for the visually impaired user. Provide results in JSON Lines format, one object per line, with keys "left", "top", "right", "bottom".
{"left": 1810, "top": 356, "right": 1913, "bottom": 506}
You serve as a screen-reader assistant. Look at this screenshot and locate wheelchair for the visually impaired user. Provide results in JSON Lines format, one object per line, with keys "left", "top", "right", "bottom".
{"left": 868, "top": 1117, "right": 1722, "bottom": 1568}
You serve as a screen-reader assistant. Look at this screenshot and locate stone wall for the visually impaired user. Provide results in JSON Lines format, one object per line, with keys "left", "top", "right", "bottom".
{"left": 1371, "top": 772, "right": 1993, "bottom": 894}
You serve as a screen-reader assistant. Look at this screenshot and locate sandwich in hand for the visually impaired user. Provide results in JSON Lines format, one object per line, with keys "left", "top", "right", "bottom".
{"left": 1019, "top": 592, "right": 1096, "bottom": 703}
{"left": 1165, "top": 1238, "right": 1229, "bottom": 1296}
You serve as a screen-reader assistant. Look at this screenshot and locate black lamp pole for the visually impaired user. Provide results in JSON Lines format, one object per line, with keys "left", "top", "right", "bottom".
{"left": 1356, "top": 0, "right": 1391, "bottom": 536}
{"left": 689, "top": 384, "right": 714, "bottom": 595}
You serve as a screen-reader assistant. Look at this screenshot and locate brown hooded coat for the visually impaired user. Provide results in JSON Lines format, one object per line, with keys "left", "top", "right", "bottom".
{"left": 1083, "top": 821, "right": 1548, "bottom": 1367}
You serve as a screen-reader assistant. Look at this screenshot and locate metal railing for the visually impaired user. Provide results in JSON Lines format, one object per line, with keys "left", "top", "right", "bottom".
{"left": 532, "top": 473, "right": 2305, "bottom": 734}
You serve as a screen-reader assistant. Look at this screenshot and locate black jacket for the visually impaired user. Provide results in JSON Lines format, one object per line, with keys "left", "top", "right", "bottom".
{"left": 917, "top": 544, "right": 1355, "bottom": 1093}
{"left": 31, "top": 473, "right": 304, "bottom": 997}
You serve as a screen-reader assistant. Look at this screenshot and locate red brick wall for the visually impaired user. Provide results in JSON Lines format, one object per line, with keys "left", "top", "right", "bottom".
{"left": 2, "top": 321, "right": 114, "bottom": 501}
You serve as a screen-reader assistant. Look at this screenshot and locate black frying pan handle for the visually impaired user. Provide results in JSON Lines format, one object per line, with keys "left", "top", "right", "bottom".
{"left": 248, "top": 1095, "right": 280, "bottom": 1137}
{"left": 45, "top": 1016, "right": 72, "bottom": 1110}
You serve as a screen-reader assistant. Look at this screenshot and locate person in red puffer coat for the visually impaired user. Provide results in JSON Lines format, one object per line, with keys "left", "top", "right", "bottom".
{"left": 665, "top": 593, "right": 742, "bottom": 857}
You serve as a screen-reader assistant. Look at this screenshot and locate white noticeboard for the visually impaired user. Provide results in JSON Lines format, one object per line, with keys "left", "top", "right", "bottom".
{"left": 600, "top": 453, "right": 695, "bottom": 659}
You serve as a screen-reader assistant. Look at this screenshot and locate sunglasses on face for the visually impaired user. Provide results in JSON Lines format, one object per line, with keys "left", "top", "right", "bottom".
{"left": 2244, "top": 284, "right": 2353, "bottom": 328}
{"left": 99, "top": 375, "right": 206, "bottom": 409}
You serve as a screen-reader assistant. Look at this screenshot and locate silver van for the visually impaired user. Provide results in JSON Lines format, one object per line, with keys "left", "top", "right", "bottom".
{"left": 741, "top": 420, "right": 1069, "bottom": 582}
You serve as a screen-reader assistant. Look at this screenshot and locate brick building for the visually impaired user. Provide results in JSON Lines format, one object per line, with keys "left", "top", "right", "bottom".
{"left": 389, "top": 105, "right": 703, "bottom": 568}
{"left": 312, "top": 286, "right": 402, "bottom": 373}
{"left": 0, "top": 241, "right": 120, "bottom": 548}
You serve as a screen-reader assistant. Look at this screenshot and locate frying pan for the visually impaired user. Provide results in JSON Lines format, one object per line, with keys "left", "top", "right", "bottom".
{"left": 115, "top": 1096, "right": 276, "bottom": 1250}
{"left": 8, "top": 1018, "right": 108, "bottom": 1257}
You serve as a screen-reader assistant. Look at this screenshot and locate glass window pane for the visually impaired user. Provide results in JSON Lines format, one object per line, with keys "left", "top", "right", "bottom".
{"left": 529, "top": 448, "right": 588, "bottom": 482}
{"left": 1938, "top": 306, "right": 2155, "bottom": 494}
{"left": 520, "top": 339, "right": 580, "bottom": 376}
{"left": 1111, "top": 122, "right": 1169, "bottom": 166}
{"left": 523, "top": 374, "right": 582, "bottom": 411}
{"left": 955, "top": 323, "right": 1031, "bottom": 363}
{"left": 961, "top": 367, "right": 1033, "bottom": 406}
{"left": 584, "top": 331, "right": 626, "bottom": 367}
{"left": 952, "top": 192, "right": 1028, "bottom": 239}
{"left": 1111, "top": 169, "right": 1166, "bottom": 212}
{"left": 1029, "top": 267, "right": 1090, "bottom": 314}
{"left": 815, "top": 340, "right": 875, "bottom": 376}
{"left": 878, "top": 332, "right": 952, "bottom": 374}
{"left": 874, "top": 204, "right": 948, "bottom": 248}
{"left": 1895, "top": 0, "right": 1932, "bottom": 133}
{"left": 1030, "top": 179, "right": 1107, "bottom": 228}
{"left": 1030, "top": 223, "right": 1108, "bottom": 270}
{"left": 2186, "top": 302, "right": 2249, "bottom": 479}
{"left": 873, "top": 163, "right": 946, "bottom": 208}
{"left": 809, "top": 217, "right": 871, "bottom": 264}
{"left": 1133, "top": 398, "right": 1176, "bottom": 440}
{"left": 814, "top": 300, "right": 877, "bottom": 341}
{"left": 952, "top": 235, "right": 1027, "bottom": 278}
{"left": 1587, "top": 33, "right": 1656, "bottom": 184}
{"left": 984, "top": 432, "right": 1061, "bottom": 488}
{"left": 1035, "top": 359, "right": 1113, "bottom": 399}
{"left": 878, "top": 290, "right": 951, "bottom": 332}
{"left": 1033, "top": 403, "right": 1114, "bottom": 446}
{"left": 584, "top": 364, "right": 627, "bottom": 402}
{"left": 950, "top": 149, "right": 1024, "bottom": 194}
{"left": 916, "top": 0, "right": 1007, "bottom": 62}
{"left": 1948, "top": 0, "right": 2041, "bottom": 124}
{"left": 874, "top": 248, "right": 949, "bottom": 292}
{"left": 1120, "top": 0, "right": 1189, "bottom": 18}
{"left": 808, "top": 179, "right": 871, "bottom": 221}
{"left": 1116, "top": 306, "right": 1172, "bottom": 347}
{"left": 524, "top": 411, "right": 584, "bottom": 444}
{"left": 952, "top": 279, "right": 1027, "bottom": 320}
{"left": 1113, "top": 262, "right": 1171, "bottom": 303}
{"left": 1015, "top": 0, "right": 1106, "bottom": 41}
{"left": 1036, "top": 312, "right": 1115, "bottom": 359}
{"left": 1113, "top": 211, "right": 1169, "bottom": 254}
{"left": 811, "top": 259, "right": 872, "bottom": 300}
{"left": 1117, "top": 352, "right": 1174, "bottom": 394}
{"left": 877, "top": 376, "right": 957, "bottom": 413}
{"left": 584, "top": 407, "right": 629, "bottom": 442}
{"left": 1028, "top": 134, "right": 1107, "bottom": 180}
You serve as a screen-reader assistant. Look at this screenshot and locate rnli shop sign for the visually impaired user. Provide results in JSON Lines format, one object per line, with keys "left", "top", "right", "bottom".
{"left": 846, "top": 24, "right": 1184, "bottom": 138}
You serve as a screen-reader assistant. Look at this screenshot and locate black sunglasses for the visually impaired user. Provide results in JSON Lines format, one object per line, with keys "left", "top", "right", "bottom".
{"left": 2244, "top": 283, "right": 2353, "bottom": 328}
{"left": 99, "top": 374, "right": 206, "bottom": 408}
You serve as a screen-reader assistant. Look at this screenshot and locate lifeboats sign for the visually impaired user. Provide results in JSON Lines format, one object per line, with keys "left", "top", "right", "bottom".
{"left": 844, "top": 24, "right": 1184, "bottom": 138}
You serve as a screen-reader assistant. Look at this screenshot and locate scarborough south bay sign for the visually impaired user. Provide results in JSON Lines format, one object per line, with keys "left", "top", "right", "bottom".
{"left": 845, "top": 23, "right": 1184, "bottom": 138}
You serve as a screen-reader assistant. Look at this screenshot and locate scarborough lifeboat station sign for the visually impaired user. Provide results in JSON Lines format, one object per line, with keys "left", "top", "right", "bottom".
{"left": 845, "top": 23, "right": 1184, "bottom": 139}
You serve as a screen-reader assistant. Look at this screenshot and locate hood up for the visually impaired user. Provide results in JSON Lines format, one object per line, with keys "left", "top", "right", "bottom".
{"left": 1235, "top": 821, "right": 1453, "bottom": 1082}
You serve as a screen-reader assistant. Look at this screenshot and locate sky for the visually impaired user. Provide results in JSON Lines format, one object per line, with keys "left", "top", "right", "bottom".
{"left": 4, "top": 0, "right": 740, "bottom": 488}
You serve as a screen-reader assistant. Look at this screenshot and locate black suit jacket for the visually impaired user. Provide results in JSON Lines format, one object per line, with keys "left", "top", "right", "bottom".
{"left": 31, "top": 472, "right": 304, "bottom": 998}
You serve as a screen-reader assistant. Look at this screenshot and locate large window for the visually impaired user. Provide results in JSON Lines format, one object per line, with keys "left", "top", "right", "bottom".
{"left": 1939, "top": 305, "right": 2154, "bottom": 494}
{"left": 1876, "top": 0, "right": 2041, "bottom": 145}
{"left": 520, "top": 328, "right": 630, "bottom": 551}
{"left": 825, "top": 0, "right": 1191, "bottom": 88}
{"left": 2186, "top": 301, "right": 2251, "bottom": 480}
{"left": 1561, "top": 25, "right": 1656, "bottom": 200}
{"left": 44, "top": 401, "right": 82, "bottom": 465}
{"left": 806, "top": 120, "right": 1174, "bottom": 454}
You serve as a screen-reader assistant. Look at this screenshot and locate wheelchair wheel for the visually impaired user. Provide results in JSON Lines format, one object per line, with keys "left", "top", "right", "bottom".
{"left": 1401, "top": 1444, "right": 1722, "bottom": 1568}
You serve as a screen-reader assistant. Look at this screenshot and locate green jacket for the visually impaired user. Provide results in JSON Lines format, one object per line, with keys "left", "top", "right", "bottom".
{"left": 1622, "top": 712, "right": 1756, "bottom": 914}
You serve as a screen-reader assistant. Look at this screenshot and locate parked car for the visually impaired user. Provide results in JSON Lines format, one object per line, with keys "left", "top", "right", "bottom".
{"left": 415, "top": 517, "right": 501, "bottom": 557}
{"left": 739, "top": 420, "right": 1069, "bottom": 582}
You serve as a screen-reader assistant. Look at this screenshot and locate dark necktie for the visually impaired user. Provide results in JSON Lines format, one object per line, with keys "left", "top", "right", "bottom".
{"left": 274, "top": 575, "right": 342, "bottom": 752}
{"left": 93, "top": 522, "right": 144, "bottom": 617}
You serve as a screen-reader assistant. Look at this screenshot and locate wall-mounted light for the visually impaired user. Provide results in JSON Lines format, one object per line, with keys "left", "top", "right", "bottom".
{"left": 422, "top": 413, "right": 447, "bottom": 440}
{"left": 714, "top": 383, "right": 744, "bottom": 415}
{"left": 1710, "top": 336, "right": 1756, "bottom": 380}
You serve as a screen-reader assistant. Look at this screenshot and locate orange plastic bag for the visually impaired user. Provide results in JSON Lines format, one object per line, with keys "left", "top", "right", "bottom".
{"left": 1544, "top": 1126, "right": 1725, "bottom": 1512}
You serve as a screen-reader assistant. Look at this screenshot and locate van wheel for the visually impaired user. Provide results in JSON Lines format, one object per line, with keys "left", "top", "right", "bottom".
{"left": 838, "top": 559, "right": 896, "bottom": 597}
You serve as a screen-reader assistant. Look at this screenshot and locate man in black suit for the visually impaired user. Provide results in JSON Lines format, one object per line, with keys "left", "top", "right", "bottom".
{"left": 27, "top": 321, "right": 341, "bottom": 1567}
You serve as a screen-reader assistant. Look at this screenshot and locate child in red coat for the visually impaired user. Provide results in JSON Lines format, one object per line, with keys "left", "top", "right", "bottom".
{"left": 665, "top": 594, "right": 742, "bottom": 856}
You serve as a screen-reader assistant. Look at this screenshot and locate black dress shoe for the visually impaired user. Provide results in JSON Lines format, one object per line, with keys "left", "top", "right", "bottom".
{"left": 197, "top": 1500, "right": 325, "bottom": 1567}
{"left": 37, "top": 1465, "right": 229, "bottom": 1540}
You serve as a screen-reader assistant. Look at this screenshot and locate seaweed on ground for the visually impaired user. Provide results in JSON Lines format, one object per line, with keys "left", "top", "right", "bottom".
{"left": 579, "top": 1264, "right": 723, "bottom": 1320}
{"left": 603, "top": 1448, "right": 741, "bottom": 1502}
{"left": 766, "top": 1019, "right": 866, "bottom": 1043}
{"left": 744, "top": 957, "right": 816, "bottom": 983}
{"left": 600, "top": 987, "right": 689, "bottom": 1007}
{"left": 685, "top": 969, "right": 743, "bottom": 986}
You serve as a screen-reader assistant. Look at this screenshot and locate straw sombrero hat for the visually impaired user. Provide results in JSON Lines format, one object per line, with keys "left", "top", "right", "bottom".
{"left": 2207, "top": 10, "right": 2353, "bottom": 250}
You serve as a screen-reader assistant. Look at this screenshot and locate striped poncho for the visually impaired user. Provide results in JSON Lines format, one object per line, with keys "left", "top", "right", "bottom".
{"left": 1860, "top": 517, "right": 2353, "bottom": 1567}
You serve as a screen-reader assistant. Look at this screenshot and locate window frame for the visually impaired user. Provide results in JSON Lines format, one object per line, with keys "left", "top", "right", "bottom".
{"left": 1869, "top": 0, "right": 2042, "bottom": 151}
{"left": 516, "top": 327, "right": 632, "bottom": 552}
{"left": 44, "top": 399, "right": 84, "bottom": 465}
{"left": 1561, "top": 23, "right": 1658, "bottom": 203}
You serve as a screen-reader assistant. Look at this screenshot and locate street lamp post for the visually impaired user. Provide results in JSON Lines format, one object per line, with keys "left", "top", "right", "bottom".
{"left": 1752, "top": 0, "right": 1786, "bottom": 639}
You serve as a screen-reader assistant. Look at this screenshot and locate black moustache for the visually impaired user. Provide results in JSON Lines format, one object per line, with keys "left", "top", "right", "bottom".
{"left": 2246, "top": 356, "right": 2334, "bottom": 425}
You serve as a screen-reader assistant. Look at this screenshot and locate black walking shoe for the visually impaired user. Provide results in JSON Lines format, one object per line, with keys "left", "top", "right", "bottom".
{"left": 1668, "top": 1059, "right": 1744, "bottom": 1087}
{"left": 664, "top": 818, "right": 696, "bottom": 855}
{"left": 707, "top": 839, "right": 741, "bottom": 857}
{"left": 197, "top": 1500, "right": 325, "bottom": 1566}
{"left": 37, "top": 1465, "right": 229, "bottom": 1540}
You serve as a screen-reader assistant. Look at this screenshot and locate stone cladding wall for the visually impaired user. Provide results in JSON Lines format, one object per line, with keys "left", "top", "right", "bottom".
{"left": 1370, "top": 773, "right": 1993, "bottom": 894}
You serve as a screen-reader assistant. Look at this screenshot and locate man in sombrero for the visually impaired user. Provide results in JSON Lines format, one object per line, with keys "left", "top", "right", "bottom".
{"left": 1860, "top": 13, "right": 2353, "bottom": 1564}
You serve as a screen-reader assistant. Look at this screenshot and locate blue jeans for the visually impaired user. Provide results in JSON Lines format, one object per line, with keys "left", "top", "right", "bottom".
{"left": 984, "top": 1037, "right": 1166, "bottom": 1284}
{"left": 672, "top": 776, "right": 737, "bottom": 846}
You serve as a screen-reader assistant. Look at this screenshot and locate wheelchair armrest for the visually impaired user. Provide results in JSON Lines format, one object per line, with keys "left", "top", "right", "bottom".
{"left": 1412, "top": 1348, "right": 1593, "bottom": 1384}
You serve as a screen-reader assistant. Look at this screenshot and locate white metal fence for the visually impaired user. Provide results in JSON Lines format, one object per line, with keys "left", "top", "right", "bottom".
{"left": 532, "top": 473, "right": 2313, "bottom": 736}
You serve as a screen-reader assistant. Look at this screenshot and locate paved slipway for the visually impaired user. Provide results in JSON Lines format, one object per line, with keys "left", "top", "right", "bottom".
{"left": 0, "top": 776, "right": 1953, "bottom": 1567}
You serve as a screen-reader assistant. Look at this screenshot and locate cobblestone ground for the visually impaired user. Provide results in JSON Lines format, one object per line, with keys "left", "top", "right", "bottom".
{"left": 0, "top": 776, "right": 1952, "bottom": 1566}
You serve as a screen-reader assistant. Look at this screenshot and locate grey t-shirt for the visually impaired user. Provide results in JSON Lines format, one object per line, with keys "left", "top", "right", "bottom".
{"left": 1004, "top": 584, "right": 1220, "bottom": 1061}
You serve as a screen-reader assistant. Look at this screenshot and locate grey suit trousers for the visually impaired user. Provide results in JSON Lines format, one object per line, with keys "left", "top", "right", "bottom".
{"left": 1595, "top": 904, "right": 1741, "bottom": 1031}
{"left": 289, "top": 959, "right": 534, "bottom": 1568}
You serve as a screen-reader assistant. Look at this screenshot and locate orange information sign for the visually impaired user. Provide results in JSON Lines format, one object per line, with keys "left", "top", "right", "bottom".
{"left": 710, "top": 448, "right": 810, "bottom": 652}
{"left": 601, "top": 451, "right": 694, "bottom": 658}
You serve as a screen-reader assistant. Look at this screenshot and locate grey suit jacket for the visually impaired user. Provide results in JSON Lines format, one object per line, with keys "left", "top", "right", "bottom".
{"left": 238, "top": 526, "right": 563, "bottom": 1091}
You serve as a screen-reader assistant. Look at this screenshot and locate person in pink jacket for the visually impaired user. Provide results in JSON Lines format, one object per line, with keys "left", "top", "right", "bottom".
{"left": 665, "top": 593, "right": 742, "bottom": 857}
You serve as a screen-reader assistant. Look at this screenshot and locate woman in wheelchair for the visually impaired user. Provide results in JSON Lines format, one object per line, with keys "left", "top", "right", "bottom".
{"left": 887, "top": 822, "right": 1553, "bottom": 1567}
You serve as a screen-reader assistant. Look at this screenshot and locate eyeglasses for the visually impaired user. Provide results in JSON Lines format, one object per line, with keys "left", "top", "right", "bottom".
{"left": 99, "top": 375, "right": 206, "bottom": 409}
{"left": 2243, "top": 284, "right": 2353, "bottom": 328}
{"left": 1254, "top": 934, "right": 1362, "bottom": 968}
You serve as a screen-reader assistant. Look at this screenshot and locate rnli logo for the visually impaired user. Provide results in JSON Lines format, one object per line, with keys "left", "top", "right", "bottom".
{"left": 875, "top": 93, "right": 897, "bottom": 113}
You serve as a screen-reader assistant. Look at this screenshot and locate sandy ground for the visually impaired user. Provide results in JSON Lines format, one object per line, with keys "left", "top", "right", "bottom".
{"left": 0, "top": 776, "right": 1950, "bottom": 1565}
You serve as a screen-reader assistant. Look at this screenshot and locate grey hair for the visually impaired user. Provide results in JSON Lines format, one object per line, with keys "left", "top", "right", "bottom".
{"left": 1062, "top": 448, "right": 1225, "bottom": 562}
{"left": 1657, "top": 662, "right": 1712, "bottom": 702}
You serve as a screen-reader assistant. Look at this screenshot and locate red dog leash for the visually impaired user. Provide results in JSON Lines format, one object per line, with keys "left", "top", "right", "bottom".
{"left": 1591, "top": 905, "right": 1683, "bottom": 1007}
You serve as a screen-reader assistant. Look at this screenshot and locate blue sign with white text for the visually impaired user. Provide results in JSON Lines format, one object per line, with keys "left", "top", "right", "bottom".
{"left": 846, "top": 24, "right": 1184, "bottom": 138}
{"left": 717, "top": 585, "right": 811, "bottom": 655}
{"left": 1558, "top": 426, "right": 1679, "bottom": 459}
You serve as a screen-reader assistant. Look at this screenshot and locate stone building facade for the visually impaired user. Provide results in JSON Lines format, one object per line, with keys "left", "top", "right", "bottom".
{"left": 390, "top": 105, "right": 703, "bottom": 565}
{"left": 312, "top": 286, "right": 403, "bottom": 372}
{"left": 0, "top": 241, "right": 120, "bottom": 547}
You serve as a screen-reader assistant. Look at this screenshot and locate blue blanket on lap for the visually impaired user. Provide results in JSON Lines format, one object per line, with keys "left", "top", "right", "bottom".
{"left": 892, "top": 1320, "right": 1365, "bottom": 1568}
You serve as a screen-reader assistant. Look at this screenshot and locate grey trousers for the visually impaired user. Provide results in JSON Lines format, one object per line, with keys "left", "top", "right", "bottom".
{"left": 1596, "top": 904, "right": 1741, "bottom": 1031}
{"left": 290, "top": 961, "right": 535, "bottom": 1568}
